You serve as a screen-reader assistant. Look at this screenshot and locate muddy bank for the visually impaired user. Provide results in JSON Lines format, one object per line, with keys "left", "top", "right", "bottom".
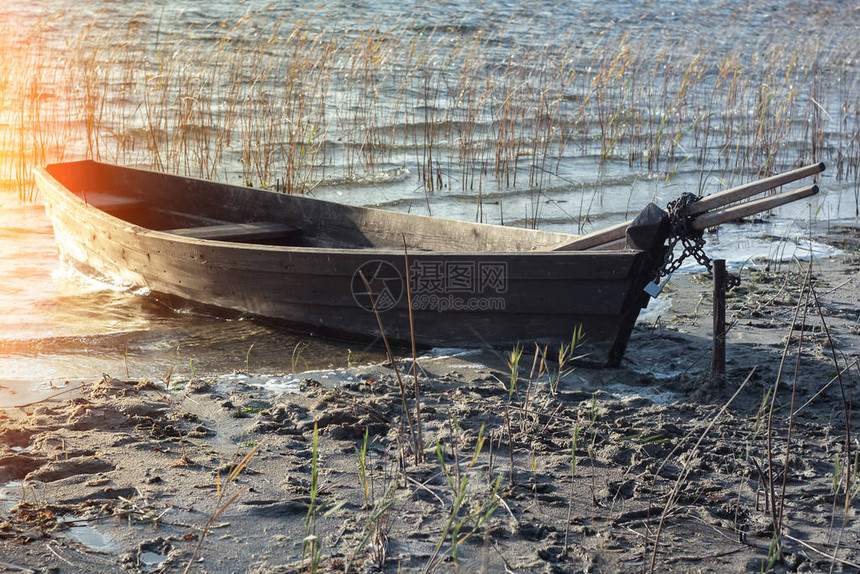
{"left": 1, "top": 241, "right": 859, "bottom": 573}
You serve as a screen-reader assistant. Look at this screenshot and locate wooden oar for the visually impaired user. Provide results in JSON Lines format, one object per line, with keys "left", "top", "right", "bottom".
{"left": 591, "top": 185, "right": 818, "bottom": 251}
{"left": 586, "top": 185, "right": 819, "bottom": 250}
{"left": 539, "top": 220, "right": 628, "bottom": 251}
{"left": 541, "top": 162, "right": 825, "bottom": 252}
{"left": 690, "top": 184, "right": 819, "bottom": 231}
{"left": 685, "top": 162, "right": 824, "bottom": 216}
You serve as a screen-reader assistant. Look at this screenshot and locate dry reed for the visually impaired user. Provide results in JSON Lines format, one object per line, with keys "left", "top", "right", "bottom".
{"left": 0, "top": 3, "right": 856, "bottom": 224}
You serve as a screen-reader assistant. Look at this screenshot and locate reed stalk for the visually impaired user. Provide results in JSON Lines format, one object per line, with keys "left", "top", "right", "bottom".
{"left": 1, "top": 3, "right": 857, "bottom": 228}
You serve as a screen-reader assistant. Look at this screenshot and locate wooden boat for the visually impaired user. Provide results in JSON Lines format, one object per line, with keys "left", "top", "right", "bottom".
{"left": 34, "top": 160, "right": 822, "bottom": 367}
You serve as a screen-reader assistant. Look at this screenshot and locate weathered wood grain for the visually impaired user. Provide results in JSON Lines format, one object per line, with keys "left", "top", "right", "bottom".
{"left": 166, "top": 222, "right": 298, "bottom": 243}
{"left": 35, "top": 160, "right": 671, "bottom": 366}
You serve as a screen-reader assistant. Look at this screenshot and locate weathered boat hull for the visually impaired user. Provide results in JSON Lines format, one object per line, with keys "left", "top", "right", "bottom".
{"left": 35, "top": 160, "right": 668, "bottom": 366}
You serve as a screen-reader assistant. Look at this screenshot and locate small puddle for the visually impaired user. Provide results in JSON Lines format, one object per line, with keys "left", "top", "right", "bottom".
{"left": 139, "top": 550, "right": 168, "bottom": 568}
{"left": 1, "top": 483, "right": 116, "bottom": 552}
{"left": 0, "top": 378, "right": 85, "bottom": 408}
{"left": 209, "top": 368, "right": 393, "bottom": 394}
{"left": 61, "top": 516, "right": 117, "bottom": 552}
{"left": 135, "top": 539, "right": 173, "bottom": 570}
{"left": 212, "top": 372, "right": 304, "bottom": 393}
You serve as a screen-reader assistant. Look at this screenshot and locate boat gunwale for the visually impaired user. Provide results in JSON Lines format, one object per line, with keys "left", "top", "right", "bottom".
{"left": 35, "top": 162, "right": 643, "bottom": 258}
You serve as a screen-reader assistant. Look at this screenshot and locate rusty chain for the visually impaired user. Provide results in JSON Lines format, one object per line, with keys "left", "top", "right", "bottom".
{"left": 654, "top": 192, "right": 741, "bottom": 289}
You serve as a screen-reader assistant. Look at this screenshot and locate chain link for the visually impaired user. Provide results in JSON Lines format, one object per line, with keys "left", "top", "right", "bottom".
{"left": 655, "top": 193, "right": 741, "bottom": 289}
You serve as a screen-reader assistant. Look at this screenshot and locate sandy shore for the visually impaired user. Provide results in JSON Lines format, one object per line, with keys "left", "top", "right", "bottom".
{"left": 1, "top": 228, "right": 859, "bottom": 573}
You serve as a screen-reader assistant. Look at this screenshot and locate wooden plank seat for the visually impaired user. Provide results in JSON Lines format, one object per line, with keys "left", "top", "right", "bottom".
{"left": 80, "top": 191, "right": 147, "bottom": 211}
{"left": 164, "top": 221, "right": 298, "bottom": 243}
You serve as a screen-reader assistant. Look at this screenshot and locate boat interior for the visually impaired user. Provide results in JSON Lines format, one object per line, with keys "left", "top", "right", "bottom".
{"left": 45, "top": 160, "right": 579, "bottom": 252}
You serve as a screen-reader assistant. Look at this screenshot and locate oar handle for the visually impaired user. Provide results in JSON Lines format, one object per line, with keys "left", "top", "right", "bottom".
{"left": 688, "top": 162, "right": 824, "bottom": 215}
{"left": 691, "top": 184, "right": 819, "bottom": 231}
{"left": 540, "top": 163, "right": 825, "bottom": 252}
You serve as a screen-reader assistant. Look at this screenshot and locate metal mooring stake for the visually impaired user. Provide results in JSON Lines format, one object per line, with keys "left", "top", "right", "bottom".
{"left": 710, "top": 259, "right": 727, "bottom": 386}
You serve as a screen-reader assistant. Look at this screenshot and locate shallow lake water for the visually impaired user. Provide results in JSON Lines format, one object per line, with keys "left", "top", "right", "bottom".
{"left": 0, "top": 0, "right": 857, "bottom": 401}
{"left": 0, "top": 194, "right": 384, "bottom": 398}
